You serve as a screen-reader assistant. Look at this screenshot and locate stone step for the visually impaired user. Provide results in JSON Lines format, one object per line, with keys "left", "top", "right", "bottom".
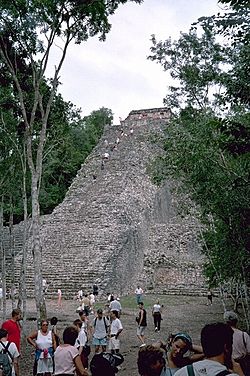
{"left": 2, "top": 108, "right": 206, "bottom": 299}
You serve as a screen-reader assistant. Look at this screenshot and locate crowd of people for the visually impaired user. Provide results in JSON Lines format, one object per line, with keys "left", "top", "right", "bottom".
{"left": 138, "top": 323, "right": 245, "bottom": 376}
{"left": 0, "top": 286, "right": 249, "bottom": 376}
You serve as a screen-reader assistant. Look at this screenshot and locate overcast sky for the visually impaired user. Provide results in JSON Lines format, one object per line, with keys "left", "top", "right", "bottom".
{"left": 47, "top": 0, "right": 223, "bottom": 124}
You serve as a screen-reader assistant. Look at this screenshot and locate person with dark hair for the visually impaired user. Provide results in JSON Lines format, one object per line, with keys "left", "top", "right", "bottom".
{"left": 174, "top": 322, "right": 243, "bottom": 376}
{"left": 137, "top": 344, "right": 166, "bottom": 376}
{"left": 50, "top": 317, "right": 58, "bottom": 327}
{"left": 1, "top": 308, "right": 22, "bottom": 351}
{"left": 135, "top": 286, "right": 144, "bottom": 305}
{"left": 50, "top": 317, "right": 60, "bottom": 347}
{"left": 0, "top": 328, "right": 20, "bottom": 376}
{"left": 163, "top": 332, "right": 203, "bottom": 375}
{"left": 107, "top": 293, "right": 114, "bottom": 303}
{"left": 50, "top": 316, "right": 58, "bottom": 327}
{"left": 207, "top": 290, "right": 213, "bottom": 305}
{"left": 109, "top": 297, "right": 122, "bottom": 316}
{"left": 73, "top": 319, "right": 89, "bottom": 369}
{"left": 92, "top": 309, "right": 110, "bottom": 353}
{"left": 152, "top": 300, "right": 162, "bottom": 332}
{"left": 54, "top": 326, "right": 89, "bottom": 376}
{"left": 79, "top": 310, "right": 91, "bottom": 343}
{"left": 137, "top": 302, "right": 147, "bottom": 347}
{"left": 224, "top": 311, "right": 250, "bottom": 376}
{"left": 82, "top": 295, "right": 91, "bottom": 316}
{"left": 108, "top": 311, "right": 123, "bottom": 354}
{"left": 93, "top": 284, "right": 99, "bottom": 297}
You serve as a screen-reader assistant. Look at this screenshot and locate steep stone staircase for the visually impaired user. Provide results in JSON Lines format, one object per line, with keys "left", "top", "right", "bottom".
{"left": 3, "top": 108, "right": 206, "bottom": 298}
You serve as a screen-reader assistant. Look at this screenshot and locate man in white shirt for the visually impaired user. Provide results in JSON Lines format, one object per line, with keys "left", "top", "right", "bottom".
{"left": 0, "top": 328, "right": 20, "bottom": 376}
{"left": 77, "top": 290, "right": 83, "bottom": 301}
{"left": 174, "top": 322, "right": 243, "bottom": 376}
{"left": 109, "top": 297, "right": 122, "bottom": 316}
{"left": 42, "top": 279, "right": 48, "bottom": 294}
{"left": 135, "top": 286, "right": 143, "bottom": 304}
{"left": 103, "top": 152, "right": 109, "bottom": 160}
{"left": 108, "top": 311, "right": 123, "bottom": 354}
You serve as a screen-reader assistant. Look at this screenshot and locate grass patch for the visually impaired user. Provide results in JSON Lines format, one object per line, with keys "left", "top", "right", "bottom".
{"left": 120, "top": 295, "right": 157, "bottom": 310}
{"left": 95, "top": 294, "right": 204, "bottom": 313}
{"left": 120, "top": 294, "right": 167, "bottom": 310}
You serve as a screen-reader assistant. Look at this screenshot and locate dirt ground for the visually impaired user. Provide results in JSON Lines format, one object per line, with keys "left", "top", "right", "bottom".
{"left": 1, "top": 294, "right": 226, "bottom": 376}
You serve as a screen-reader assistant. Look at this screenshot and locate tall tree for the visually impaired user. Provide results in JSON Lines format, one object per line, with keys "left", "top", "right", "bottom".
{"left": 148, "top": 26, "right": 230, "bottom": 113}
{"left": 149, "top": 11, "right": 250, "bottom": 326}
{"left": 0, "top": 197, "right": 7, "bottom": 320}
{"left": 0, "top": 0, "right": 142, "bottom": 319}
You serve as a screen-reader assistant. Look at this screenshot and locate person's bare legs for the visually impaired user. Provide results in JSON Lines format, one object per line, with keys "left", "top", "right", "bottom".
{"left": 137, "top": 334, "right": 145, "bottom": 344}
{"left": 95, "top": 345, "right": 101, "bottom": 353}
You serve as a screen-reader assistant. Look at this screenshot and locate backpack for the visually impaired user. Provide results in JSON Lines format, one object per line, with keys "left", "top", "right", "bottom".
{"left": 0, "top": 341, "right": 13, "bottom": 376}
{"left": 90, "top": 352, "right": 124, "bottom": 376}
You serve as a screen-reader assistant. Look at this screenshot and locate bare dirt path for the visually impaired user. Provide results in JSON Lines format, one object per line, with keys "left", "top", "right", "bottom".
{"left": 1, "top": 294, "right": 225, "bottom": 375}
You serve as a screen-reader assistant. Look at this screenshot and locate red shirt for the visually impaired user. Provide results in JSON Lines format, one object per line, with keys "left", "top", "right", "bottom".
{"left": 1, "top": 319, "right": 21, "bottom": 351}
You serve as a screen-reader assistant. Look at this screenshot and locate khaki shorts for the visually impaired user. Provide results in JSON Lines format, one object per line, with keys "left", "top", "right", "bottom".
{"left": 108, "top": 337, "right": 120, "bottom": 350}
{"left": 137, "top": 326, "right": 146, "bottom": 336}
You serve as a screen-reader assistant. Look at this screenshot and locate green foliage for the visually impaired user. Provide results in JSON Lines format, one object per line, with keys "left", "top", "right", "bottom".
{"left": 219, "top": 0, "right": 250, "bottom": 9}
{"left": 0, "top": 0, "right": 143, "bottom": 49}
{"left": 0, "top": 65, "right": 113, "bottom": 221}
{"left": 198, "top": 3, "right": 250, "bottom": 45}
{"left": 0, "top": 0, "right": 143, "bottom": 319}
{"left": 152, "top": 110, "right": 250, "bottom": 289}
{"left": 0, "top": 0, "right": 133, "bottom": 223}
{"left": 0, "top": 72, "right": 27, "bottom": 223}
{"left": 148, "top": 28, "right": 230, "bottom": 112}
{"left": 0, "top": 0, "right": 142, "bottom": 169}
{"left": 149, "top": 10, "right": 250, "bottom": 293}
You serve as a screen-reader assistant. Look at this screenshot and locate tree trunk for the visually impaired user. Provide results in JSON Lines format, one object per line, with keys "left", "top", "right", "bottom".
{"left": 242, "top": 278, "right": 250, "bottom": 331}
{"left": 31, "top": 176, "right": 46, "bottom": 320}
{"left": 9, "top": 200, "right": 16, "bottom": 310}
{"left": 17, "top": 216, "right": 28, "bottom": 320}
{"left": 17, "top": 145, "right": 28, "bottom": 321}
{"left": 0, "top": 197, "right": 7, "bottom": 320}
{"left": 17, "top": 221, "right": 28, "bottom": 335}
{"left": 218, "top": 283, "right": 227, "bottom": 311}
